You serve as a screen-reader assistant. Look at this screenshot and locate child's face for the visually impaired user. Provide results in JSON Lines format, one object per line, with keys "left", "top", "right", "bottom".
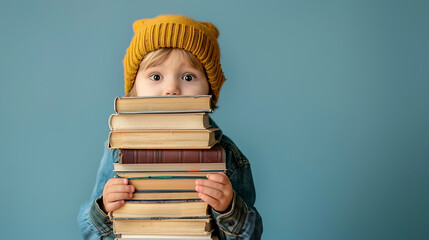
{"left": 134, "top": 50, "right": 210, "bottom": 97}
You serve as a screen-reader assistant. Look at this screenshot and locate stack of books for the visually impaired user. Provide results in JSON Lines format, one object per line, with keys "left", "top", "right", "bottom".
{"left": 108, "top": 95, "right": 225, "bottom": 240}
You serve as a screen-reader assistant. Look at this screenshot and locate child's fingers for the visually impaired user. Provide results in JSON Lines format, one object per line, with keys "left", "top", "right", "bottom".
{"left": 196, "top": 174, "right": 233, "bottom": 212}
{"left": 195, "top": 184, "right": 224, "bottom": 200}
{"left": 104, "top": 192, "right": 133, "bottom": 203}
{"left": 105, "top": 184, "right": 135, "bottom": 194}
{"left": 106, "top": 178, "right": 129, "bottom": 186}
{"left": 105, "top": 199, "right": 126, "bottom": 213}
{"left": 195, "top": 178, "right": 224, "bottom": 191}
{"left": 206, "top": 172, "right": 229, "bottom": 184}
{"left": 198, "top": 192, "right": 221, "bottom": 210}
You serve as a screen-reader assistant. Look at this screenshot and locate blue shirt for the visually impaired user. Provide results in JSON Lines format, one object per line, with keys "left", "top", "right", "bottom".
{"left": 77, "top": 119, "right": 263, "bottom": 239}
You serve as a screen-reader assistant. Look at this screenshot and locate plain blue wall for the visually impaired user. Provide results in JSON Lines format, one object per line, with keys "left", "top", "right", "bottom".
{"left": 1, "top": 0, "right": 428, "bottom": 239}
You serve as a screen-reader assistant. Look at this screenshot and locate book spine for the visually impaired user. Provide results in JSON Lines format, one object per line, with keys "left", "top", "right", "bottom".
{"left": 114, "top": 96, "right": 119, "bottom": 113}
{"left": 108, "top": 114, "right": 114, "bottom": 130}
{"left": 108, "top": 131, "right": 113, "bottom": 149}
{"left": 121, "top": 145, "right": 225, "bottom": 164}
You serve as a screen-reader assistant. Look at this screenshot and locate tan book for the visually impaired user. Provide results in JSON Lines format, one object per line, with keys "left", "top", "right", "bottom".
{"left": 108, "top": 128, "right": 219, "bottom": 149}
{"left": 109, "top": 113, "right": 210, "bottom": 130}
{"left": 116, "top": 171, "right": 211, "bottom": 178}
{"left": 113, "top": 218, "right": 213, "bottom": 235}
{"left": 114, "top": 95, "right": 212, "bottom": 113}
{"left": 114, "top": 234, "right": 214, "bottom": 240}
{"left": 131, "top": 191, "right": 200, "bottom": 201}
{"left": 115, "top": 171, "right": 220, "bottom": 201}
{"left": 114, "top": 163, "right": 226, "bottom": 172}
{"left": 127, "top": 178, "right": 200, "bottom": 191}
{"left": 112, "top": 201, "right": 209, "bottom": 219}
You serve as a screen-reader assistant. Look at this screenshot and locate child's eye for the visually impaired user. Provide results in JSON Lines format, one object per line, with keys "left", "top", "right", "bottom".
{"left": 150, "top": 74, "right": 162, "bottom": 81}
{"left": 182, "top": 74, "right": 195, "bottom": 82}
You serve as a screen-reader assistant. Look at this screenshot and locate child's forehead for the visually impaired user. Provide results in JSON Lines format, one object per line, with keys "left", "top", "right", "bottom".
{"left": 144, "top": 48, "right": 204, "bottom": 71}
{"left": 155, "top": 49, "right": 189, "bottom": 63}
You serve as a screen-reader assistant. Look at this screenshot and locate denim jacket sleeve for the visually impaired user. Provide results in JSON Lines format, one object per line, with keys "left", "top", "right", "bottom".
{"left": 212, "top": 135, "right": 263, "bottom": 240}
{"left": 78, "top": 140, "right": 118, "bottom": 240}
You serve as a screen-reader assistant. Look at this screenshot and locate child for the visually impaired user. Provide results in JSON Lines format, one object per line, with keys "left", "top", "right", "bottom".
{"left": 78, "top": 15, "right": 263, "bottom": 240}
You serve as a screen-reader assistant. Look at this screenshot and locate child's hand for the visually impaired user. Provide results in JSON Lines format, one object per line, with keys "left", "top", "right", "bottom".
{"left": 101, "top": 178, "right": 135, "bottom": 213}
{"left": 195, "top": 172, "right": 233, "bottom": 213}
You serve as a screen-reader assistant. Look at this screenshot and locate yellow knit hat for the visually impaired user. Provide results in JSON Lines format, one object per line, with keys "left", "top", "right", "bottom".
{"left": 123, "top": 15, "right": 225, "bottom": 104}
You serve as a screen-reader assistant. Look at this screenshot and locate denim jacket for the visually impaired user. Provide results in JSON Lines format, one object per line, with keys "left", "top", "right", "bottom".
{"left": 77, "top": 119, "right": 263, "bottom": 239}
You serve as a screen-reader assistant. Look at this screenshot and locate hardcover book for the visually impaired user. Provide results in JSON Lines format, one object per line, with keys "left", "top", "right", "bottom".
{"left": 113, "top": 218, "right": 213, "bottom": 235}
{"left": 115, "top": 234, "right": 214, "bottom": 240}
{"left": 119, "top": 144, "right": 225, "bottom": 164}
{"left": 112, "top": 200, "right": 209, "bottom": 219}
{"left": 113, "top": 163, "right": 226, "bottom": 172}
{"left": 108, "top": 128, "right": 219, "bottom": 149}
{"left": 116, "top": 171, "right": 213, "bottom": 178}
{"left": 129, "top": 191, "right": 201, "bottom": 201}
{"left": 114, "top": 171, "right": 216, "bottom": 201}
{"left": 109, "top": 113, "right": 210, "bottom": 130}
{"left": 114, "top": 95, "right": 212, "bottom": 114}
{"left": 127, "top": 178, "right": 203, "bottom": 192}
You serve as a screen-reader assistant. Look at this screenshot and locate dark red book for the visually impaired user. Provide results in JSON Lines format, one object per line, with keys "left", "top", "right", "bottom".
{"left": 119, "top": 144, "right": 225, "bottom": 164}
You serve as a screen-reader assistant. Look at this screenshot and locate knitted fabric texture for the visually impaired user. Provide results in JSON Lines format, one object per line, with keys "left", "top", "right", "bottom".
{"left": 123, "top": 15, "right": 225, "bottom": 104}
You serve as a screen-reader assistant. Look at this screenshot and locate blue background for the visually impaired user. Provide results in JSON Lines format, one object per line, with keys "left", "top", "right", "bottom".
{"left": 1, "top": 0, "right": 428, "bottom": 239}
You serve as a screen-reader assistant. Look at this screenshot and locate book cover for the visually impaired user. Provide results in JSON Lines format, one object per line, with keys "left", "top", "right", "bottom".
{"left": 113, "top": 163, "right": 226, "bottom": 172}
{"left": 114, "top": 95, "right": 212, "bottom": 113}
{"left": 112, "top": 200, "right": 209, "bottom": 219}
{"left": 108, "top": 128, "right": 219, "bottom": 149}
{"left": 113, "top": 218, "right": 213, "bottom": 235}
{"left": 119, "top": 144, "right": 225, "bottom": 164}
{"left": 109, "top": 113, "right": 210, "bottom": 130}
